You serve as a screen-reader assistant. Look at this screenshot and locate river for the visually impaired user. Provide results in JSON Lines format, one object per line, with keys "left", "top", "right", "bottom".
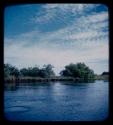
{"left": 4, "top": 80, "right": 108, "bottom": 121}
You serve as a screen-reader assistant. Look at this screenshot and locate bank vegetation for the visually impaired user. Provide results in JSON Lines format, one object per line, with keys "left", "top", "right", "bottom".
{"left": 4, "top": 63, "right": 108, "bottom": 83}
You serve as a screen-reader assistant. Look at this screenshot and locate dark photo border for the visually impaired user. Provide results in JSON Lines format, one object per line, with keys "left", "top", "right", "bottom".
{"left": 0, "top": 0, "right": 112, "bottom": 125}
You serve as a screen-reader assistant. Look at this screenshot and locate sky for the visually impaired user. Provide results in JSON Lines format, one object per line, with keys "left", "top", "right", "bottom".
{"left": 4, "top": 4, "right": 109, "bottom": 75}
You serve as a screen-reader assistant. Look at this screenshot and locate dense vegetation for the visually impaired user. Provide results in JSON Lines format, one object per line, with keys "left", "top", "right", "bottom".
{"left": 4, "top": 62, "right": 96, "bottom": 80}
{"left": 60, "top": 63, "right": 95, "bottom": 80}
{"left": 4, "top": 63, "right": 109, "bottom": 83}
{"left": 4, "top": 64, "right": 20, "bottom": 78}
{"left": 4, "top": 64, "right": 55, "bottom": 78}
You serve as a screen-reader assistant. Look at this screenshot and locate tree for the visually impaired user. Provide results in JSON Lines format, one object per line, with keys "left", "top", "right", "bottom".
{"left": 4, "top": 64, "right": 10, "bottom": 78}
{"left": 19, "top": 64, "right": 55, "bottom": 78}
{"left": 20, "top": 67, "right": 40, "bottom": 77}
{"left": 4, "top": 64, "right": 20, "bottom": 78}
{"left": 31, "top": 67, "right": 40, "bottom": 77}
{"left": 38, "top": 69, "right": 48, "bottom": 78}
{"left": 20, "top": 68, "right": 29, "bottom": 77}
{"left": 60, "top": 63, "right": 95, "bottom": 80}
{"left": 101, "top": 72, "right": 109, "bottom": 76}
{"left": 10, "top": 66, "right": 20, "bottom": 77}
{"left": 38, "top": 64, "right": 55, "bottom": 78}
{"left": 43, "top": 64, "right": 55, "bottom": 77}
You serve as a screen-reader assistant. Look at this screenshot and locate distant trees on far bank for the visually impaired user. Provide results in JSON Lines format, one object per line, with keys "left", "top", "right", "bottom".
{"left": 4, "top": 64, "right": 20, "bottom": 78}
{"left": 95, "top": 71, "right": 109, "bottom": 80}
{"left": 4, "top": 64, "right": 55, "bottom": 78}
{"left": 4, "top": 63, "right": 96, "bottom": 80}
{"left": 101, "top": 72, "right": 109, "bottom": 76}
{"left": 20, "top": 64, "right": 55, "bottom": 78}
{"left": 60, "top": 63, "right": 95, "bottom": 80}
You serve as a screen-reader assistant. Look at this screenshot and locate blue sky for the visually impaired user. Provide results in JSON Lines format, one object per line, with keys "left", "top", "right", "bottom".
{"left": 4, "top": 4, "right": 109, "bottom": 75}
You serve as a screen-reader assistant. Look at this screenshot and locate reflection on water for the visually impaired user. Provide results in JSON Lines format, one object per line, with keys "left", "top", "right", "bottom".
{"left": 4, "top": 80, "right": 108, "bottom": 121}
{"left": 5, "top": 83, "right": 18, "bottom": 91}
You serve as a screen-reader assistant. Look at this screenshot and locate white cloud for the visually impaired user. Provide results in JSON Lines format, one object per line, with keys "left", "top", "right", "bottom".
{"left": 79, "top": 11, "right": 109, "bottom": 24}
{"left": 44, "top": 4, "right": 100, "bottom": 13}
{"left": 69, "top": 31, "right": 105, "bottom": 40}
{"left": 86, "top": 11, "right": 108, "bottom": 23}
{"left": 33, "top": 4, "right": 102, "bottom": 23}
{"left": 34, "top": 9, "right": 57, "bottom": 23}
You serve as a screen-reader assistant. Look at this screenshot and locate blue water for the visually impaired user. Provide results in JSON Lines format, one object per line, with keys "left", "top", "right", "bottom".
{"left": 4, "top": 80, "right": 108, "bottom": 121}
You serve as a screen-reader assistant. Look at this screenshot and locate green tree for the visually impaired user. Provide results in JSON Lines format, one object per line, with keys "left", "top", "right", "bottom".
{"left": 4, "top": 64, "right": 10, "bottom": 78}
{"left": 43, "top": 64, "right": 55, "bottom": 77}
{"left": 31, "top": 67, "right": 40, "bottom": 77}
{"left": 19, "top": 64, "right": 55, "bottom": 78}
{"left": 20, "top": 68, "right": 29, "bottom": 77}
{"left": 4, "top": 64, "right": 20, "bottom": 78}
{"left": 60, "top": 63, "right": 95, "bottom": 80}
{"left": 38, "top": 69, "right": 48, "bottom": 78}
{"left": 20, "top": 67, "right": 40, "bottom": 77}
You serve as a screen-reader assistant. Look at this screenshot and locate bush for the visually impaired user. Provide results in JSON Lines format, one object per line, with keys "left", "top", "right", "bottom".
{"left": 60, "top": 63, "right": 95, "bottom": 80}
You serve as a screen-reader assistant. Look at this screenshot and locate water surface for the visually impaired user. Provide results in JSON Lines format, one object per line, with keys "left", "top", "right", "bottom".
{"left": 4, "top": 80, "right": 108, "bottom": 121}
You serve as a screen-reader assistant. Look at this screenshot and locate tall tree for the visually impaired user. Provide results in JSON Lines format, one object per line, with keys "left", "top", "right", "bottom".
{"left": 43, "top": 64, "right": 55, "bottom": 77}
{"left": 60, "top": 63, "right": 95, "bottom": 80}
{"left": 4, "top": 64, "right": 20, "bottom": 78}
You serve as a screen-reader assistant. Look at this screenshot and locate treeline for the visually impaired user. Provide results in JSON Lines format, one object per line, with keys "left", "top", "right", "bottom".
{"left": 4, "top": 64, "right": 55, "bottom": 78}
{"left": 4, "top": 63, "right": 95, "bottom": 80}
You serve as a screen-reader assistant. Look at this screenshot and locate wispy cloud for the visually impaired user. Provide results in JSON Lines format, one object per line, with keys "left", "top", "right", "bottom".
{"left": 32, "top": 4, "right": 101, "bottom": 24}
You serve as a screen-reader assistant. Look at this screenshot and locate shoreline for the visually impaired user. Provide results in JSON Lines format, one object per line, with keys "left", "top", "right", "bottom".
{"left": 4, "top": 77, "right": 96, "bottom": 83}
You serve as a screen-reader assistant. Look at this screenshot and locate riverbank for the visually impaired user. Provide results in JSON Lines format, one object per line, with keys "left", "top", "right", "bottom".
{"left": 95, "top": 74, "right": 109, "bottom": 81}
{"left": 4, "top": 76, "right": 96, "bottom": 83}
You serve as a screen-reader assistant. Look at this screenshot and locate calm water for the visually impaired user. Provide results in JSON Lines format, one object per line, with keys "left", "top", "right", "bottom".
{"left": 4, "top": 80, "right": 108, "bottom": 121}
